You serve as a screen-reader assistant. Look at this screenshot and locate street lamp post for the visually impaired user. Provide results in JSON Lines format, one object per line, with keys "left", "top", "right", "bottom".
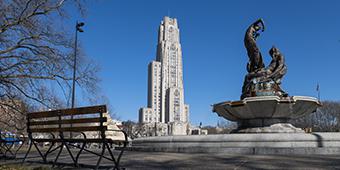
{"left": 71, "top": 21, "right": 84, "bottom": 138}
{"left": 71, "top": 21, "right": 84, "bottom": 109}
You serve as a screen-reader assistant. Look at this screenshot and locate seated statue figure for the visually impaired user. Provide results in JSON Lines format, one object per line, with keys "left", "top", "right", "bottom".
{"left": 265, "top": 46, "right": 287, "bottom": 95}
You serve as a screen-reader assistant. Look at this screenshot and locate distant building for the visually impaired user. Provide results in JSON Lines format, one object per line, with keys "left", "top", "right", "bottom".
{"left": 190, "top": 127, "right": 209, "bottom": 135}
{"left": 139, "top": 16, "right": 190, "bottom": 135}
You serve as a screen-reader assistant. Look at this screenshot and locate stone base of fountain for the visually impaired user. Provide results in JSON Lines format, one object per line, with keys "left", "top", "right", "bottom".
{"left": 234, "top": 123, "right": 304, "bottom": 133}
{"left": 129, "top": 132, "right": 340, "bottom": 154}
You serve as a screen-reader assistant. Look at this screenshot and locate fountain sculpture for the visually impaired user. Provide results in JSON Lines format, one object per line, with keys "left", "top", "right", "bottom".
{"left": 213, "top": 19, "right": 321, "bottom": 133}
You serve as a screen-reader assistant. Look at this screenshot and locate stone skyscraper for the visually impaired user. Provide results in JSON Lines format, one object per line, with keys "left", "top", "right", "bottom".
{"left": 139, "top": 16, "right": 190, "bottom": 135}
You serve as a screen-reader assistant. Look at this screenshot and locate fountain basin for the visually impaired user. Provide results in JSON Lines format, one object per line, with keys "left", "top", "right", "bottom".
{"left": 213, "top": 96, "right": 321, "bottom": 133}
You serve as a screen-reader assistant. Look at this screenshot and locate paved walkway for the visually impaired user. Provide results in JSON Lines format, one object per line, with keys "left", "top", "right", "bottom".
{"left": 1, "top": 149, "right": 340, "bottom": 169}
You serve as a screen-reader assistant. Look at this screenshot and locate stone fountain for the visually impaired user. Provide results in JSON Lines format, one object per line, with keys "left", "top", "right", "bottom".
{"left": 131, "top": 19, "right": 340, "bottom": 154}
{"left": 213, "top": 19, "right": 321, "bottom": 133}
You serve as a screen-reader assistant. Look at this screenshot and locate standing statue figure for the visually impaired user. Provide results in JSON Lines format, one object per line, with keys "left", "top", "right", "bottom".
{"left": 241, "top": 19, "right": 288, "bottom": 99}
{"left": 244, "top": 18, "right": 265, "bottom": 73}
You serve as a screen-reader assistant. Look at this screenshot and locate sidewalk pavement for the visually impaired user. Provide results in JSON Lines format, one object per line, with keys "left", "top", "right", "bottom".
{"left": 0, "top": 149, "right": 340, "bottom": 169}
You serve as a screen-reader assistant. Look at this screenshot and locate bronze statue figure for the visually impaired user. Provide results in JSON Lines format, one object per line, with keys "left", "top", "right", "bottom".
{"left": 241, "top": 19, "right": 287, "bottom": 99}
{"left": 244, "top": 18, "right": 265, "bottom": 73}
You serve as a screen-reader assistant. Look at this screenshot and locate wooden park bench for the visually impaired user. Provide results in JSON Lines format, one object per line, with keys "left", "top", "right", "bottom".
{"left": 23, "top": 105, "right": 128, "bottom": 170}
{"left": 0, "top": 131, "right": 24, "bottom": 158}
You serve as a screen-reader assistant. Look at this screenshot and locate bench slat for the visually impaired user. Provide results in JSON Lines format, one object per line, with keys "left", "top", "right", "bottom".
{"left": 28, "top": 105, "right": 107, "bottom": 119}
{"left": 29, "top": 117, "right": 107, "bottom": 126}
{"left": 30, "top": 126, "right": 107, "bottom": 133}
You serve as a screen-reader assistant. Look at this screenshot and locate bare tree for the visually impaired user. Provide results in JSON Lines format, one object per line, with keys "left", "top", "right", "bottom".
{"left": 290, "top": 101, "right": 340, "bottom": 132}
{"left": 0, "top": 0, "right": 99, "bottom": 131}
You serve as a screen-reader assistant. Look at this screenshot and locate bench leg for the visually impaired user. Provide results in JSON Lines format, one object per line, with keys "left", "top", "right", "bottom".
{"left": 105, "top": 143, "right": 119, "bottom": 169}
{"left": 53, "top": 143, "right": 63, "bottom": 167}
{"left": 15, "top": 141, "right": 25, "bottom": 157}
{"left": 106, "top": 142, "right": 127, "bottom": 170}
{"left": 75, "top": 141, "right": 86, "bottom": 166}
{"left": 116, "top": 145, "right": 126, "bottom": 170}
{"left": 0, "top": 143, "right": 4, "bottom": 155}
{"left": 43, "top": 142, "right": 56, "bottom": 161}
{"left": 32, "top": 141, "right": 46, "bottom": 163}
{"left": 95, "top": 143, "right": 106, "bottom": 170}
{"left": 22, "top": 141, "right": 33, "bottom": 164}
{"left": 63, "top": 142, "right": 76, "bottom": 166}
{"left": 4, "top": 143, "right": 14, "bottom": 158}
{"left": 0, "top": 147, "right": 3, "bottom": 158}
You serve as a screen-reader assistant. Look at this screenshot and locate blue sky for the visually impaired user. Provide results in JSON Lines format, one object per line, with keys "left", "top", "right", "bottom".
{"left": 69, "top": 0, "right": 340, "bottom": 126}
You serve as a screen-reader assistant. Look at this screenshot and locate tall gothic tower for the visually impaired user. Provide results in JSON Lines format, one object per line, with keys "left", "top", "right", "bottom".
{"left": 139, "top": 16, "right": 190, "bottom": 135}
